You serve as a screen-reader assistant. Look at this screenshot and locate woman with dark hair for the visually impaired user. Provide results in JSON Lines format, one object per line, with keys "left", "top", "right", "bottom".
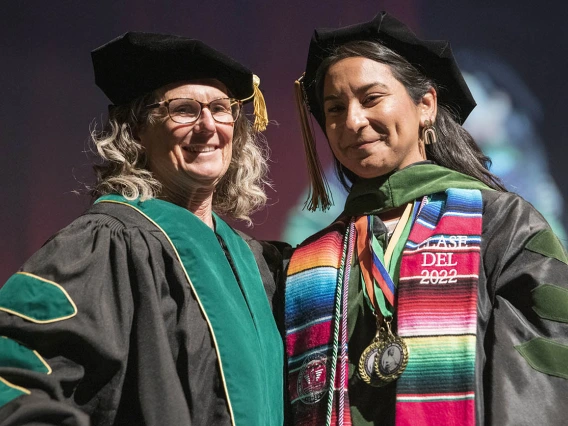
{"left": 286, "top": 11, "right": 568, "bottom": 425}
{"left": 315, "top": 41, "right": 506, "bottom": 196}
{"left": 0, "top": 32, "right": 284, "bottom": 425}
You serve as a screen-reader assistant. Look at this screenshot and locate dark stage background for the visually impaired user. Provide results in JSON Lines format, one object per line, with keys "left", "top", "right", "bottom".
{"left": 2, "top": 1, "right": 567, "bottom": 283}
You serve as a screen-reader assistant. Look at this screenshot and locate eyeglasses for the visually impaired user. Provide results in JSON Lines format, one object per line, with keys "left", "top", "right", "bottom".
{"left": 147, "top": 97, "right": 242, "bottom": 124}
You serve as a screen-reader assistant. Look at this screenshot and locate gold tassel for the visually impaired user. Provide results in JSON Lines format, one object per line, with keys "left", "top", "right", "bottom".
{"left": 251, "top": 74, "right": 268, "bottom": 132}
{"left": 294, "top": 75, "right": 332, "bottom": 211}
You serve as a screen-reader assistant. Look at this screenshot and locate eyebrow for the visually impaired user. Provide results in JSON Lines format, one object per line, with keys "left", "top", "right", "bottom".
{"left": 323, "top": 82, "right": 389, "bottom": 102}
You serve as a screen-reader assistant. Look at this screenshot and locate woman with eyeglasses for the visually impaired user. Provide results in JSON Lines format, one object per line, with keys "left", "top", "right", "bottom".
{"left": 286, "top": 11, "right": 568, "bottom": 426}
{"left": 0, "top": 33, "right": 284, "bottom": 426}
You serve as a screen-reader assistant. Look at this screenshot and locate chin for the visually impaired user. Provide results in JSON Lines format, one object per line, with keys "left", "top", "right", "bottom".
{"left": 351, "top": 163, "right": 395, "bottom": 179}
{"left": 187, "top": 172, "right": 224, "bottom": 185}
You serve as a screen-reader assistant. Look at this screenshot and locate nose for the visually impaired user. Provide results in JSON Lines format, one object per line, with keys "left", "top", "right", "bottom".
{"left": 345, "top": 103, "right": 369, "bottom": 133}
{"left": 193, "top": 106, "right": 216, "bottom": 133}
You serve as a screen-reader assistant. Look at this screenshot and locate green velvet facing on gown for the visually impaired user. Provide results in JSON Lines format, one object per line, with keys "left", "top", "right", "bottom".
{"left": 515, "top": 337, "right": 568, "bottom": 379}
{"left": 531, "top": 284, "right": 568, "bottom": 323}
{"left": 0, "top": 337, "right": 50, "bottom": 374}
{"left": 525, "top": 229, "right": 568, "bottom": 264}
{"left": 0, "top": 273, "right": 77, "bottom": 323}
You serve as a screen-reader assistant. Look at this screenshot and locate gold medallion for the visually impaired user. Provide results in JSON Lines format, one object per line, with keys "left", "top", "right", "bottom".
{"left": 358, "top": 335, "right": 383, "bottom": 387}
{"left": 373, "top": 320, "right": 409, "bottom": 385}
{"left": 358, "top": 320, "right": 388, "bottom": 387}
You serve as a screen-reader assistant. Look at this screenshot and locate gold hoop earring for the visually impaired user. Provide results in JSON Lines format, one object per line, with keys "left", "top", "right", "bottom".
{"left": 422, "top": 119, "right": 438, "bottom": 145}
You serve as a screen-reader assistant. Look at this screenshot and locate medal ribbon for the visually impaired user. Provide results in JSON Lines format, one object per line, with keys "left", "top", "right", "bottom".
{"left": 355, "top": 202, "right": 414, "bottom": 318}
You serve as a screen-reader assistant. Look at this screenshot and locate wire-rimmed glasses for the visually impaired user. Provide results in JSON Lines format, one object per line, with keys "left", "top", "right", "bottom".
{"left": 147, "top": 97, "right": 241, "bottom": 124}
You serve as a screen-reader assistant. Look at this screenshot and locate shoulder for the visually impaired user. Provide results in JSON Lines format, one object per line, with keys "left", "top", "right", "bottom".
{"left": 480, "top": 190, "right": 555, "bottom": 243}
{"left": 237, "top": 230, "right": 291, "bottom": 263}
{"left": 1, "top": 205, "right": 150, "bottom": 325}
{"left": 82, "top": 200, "right": 163, "bottom": 232}
{"left": 235, "top": 229, "right": 292, "bottom": 275}
{"left": 479, "top": 189, "right": 567, "bottom": 279}
{"left": 19, "top": 202, "right": 172, "bottom": 282}
{"left": 481, "top": 190, "right": 548, "bottom": 225}
{"left": 45, "top": 200, "right": 168, "bottom": 247}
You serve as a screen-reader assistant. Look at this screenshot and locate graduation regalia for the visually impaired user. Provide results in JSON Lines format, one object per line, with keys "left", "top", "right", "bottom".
{"left": 289, "top": 9, "right": 568, "bottom": 425}
{"left": 0, "top": 196, "right": 285, "bottom": 425}
{"left": 285, "top": 164, "right": 568, "bottom": 425}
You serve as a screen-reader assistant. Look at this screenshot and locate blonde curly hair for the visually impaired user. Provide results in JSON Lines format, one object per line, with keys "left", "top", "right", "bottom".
{"left": 90, "top": 90, "right": 270, "bottom": 224}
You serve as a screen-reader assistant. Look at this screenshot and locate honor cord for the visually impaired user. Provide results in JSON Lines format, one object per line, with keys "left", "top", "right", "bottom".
{"left": 325, "top": 221, "right": 352, "bottom": 426}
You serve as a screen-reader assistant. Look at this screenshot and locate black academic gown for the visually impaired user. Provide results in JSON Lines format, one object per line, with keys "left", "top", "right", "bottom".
{"left": 0, "top": 197, "right": 286, "bottom": 426}
{"left": 286, "top": 164, "right": 568, "bottom": 426}
{"left": 345, "top": 166, "right": 568, "bottom": 425}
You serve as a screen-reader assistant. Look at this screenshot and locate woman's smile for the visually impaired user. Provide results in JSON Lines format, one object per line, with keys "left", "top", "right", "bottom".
{"left": 324, "top": 56, "right": 431, "bottom": 178}
{"left": 182, "top": 144, "right": 218, "bottom": 153}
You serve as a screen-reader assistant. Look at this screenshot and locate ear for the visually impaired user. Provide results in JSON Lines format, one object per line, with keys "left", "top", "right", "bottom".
{"left": 419, "top": 87, "right": 438, "bottom": 126}
{"left": 133, "top": 125, "right": 145, "bottom": 146}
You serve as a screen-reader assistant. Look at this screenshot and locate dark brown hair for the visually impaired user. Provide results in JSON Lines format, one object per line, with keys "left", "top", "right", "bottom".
{"left": 315, "top": 40, "right": 507, "bottom": 192}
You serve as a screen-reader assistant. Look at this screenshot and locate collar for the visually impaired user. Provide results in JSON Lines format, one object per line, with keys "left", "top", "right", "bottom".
{"left": 344, "top": 162, "right": 490, "bottom": 216}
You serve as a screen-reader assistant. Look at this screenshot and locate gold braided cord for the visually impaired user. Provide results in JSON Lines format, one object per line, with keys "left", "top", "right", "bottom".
{"left": 294, "top": 76, "right": 332, "bottom": 211}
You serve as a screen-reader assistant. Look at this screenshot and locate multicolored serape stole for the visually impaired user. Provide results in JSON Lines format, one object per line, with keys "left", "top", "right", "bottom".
{"left": 285, "top": 219, "right": 353, "bottom": 426}
{"left": 395, "top": 188, "right": 482, "bottom": 426}
{"left": 285, "top": 188, "right": 482, "bottom": 426}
